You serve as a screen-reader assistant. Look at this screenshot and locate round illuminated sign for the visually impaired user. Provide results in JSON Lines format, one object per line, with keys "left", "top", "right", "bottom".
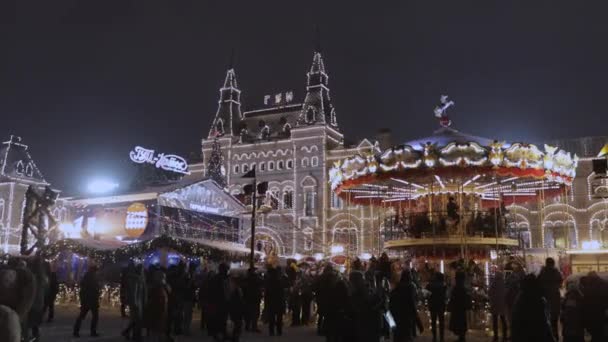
{"left": 124, "top": 202, "right": 148, "bottom": 238}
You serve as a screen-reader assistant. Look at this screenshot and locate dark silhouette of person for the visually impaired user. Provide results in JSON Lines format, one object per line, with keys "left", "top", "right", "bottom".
{"left": 537, "top": 257, "right": 563, "bottom": 340}
{"left": 243, "top": 268, "right": 262, "bottom": 332}
{"left": 207, "top": 263, "right": 230, "bottom": 340}
{"left": 447, "top": 197, "right": 460, "bottom": 224}
{"left": 510, "top": 274, "right": 555, "bottom": 342}
{"left": 580, "top": 272, "right": 608, "bottom": 341}
{"left": 350, "top": 272, "right": 382, "bottom": 342}
{"left": 43, "top": 262, "right": 59, "bottom": 323}
{"left": 426, "top": 271, "right": 447, "bottom": 342}
{"left": 390, "top": 270, "right": 417, "bottom": 342}
{"left": 448, "top": 271, "right": 471, "bottom": 342}
{"left": 314, "top": 264, "right": 337, "bottom": 336}
{"left": 264, "top": 266, "right": 287, "bottom": 336}
{"left": 73, "top": 265, "right": 101, "bottom": 338}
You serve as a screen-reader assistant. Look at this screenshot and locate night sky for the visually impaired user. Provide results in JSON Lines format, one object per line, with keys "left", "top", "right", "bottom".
{"left": 2, "top": 1, "right": 607, "bottom": 194}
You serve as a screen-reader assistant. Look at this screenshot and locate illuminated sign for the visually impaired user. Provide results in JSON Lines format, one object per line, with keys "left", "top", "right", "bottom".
{"left": 129, "top": 146, "right": 190, "bottom": 174}
{"left": 124, "top": 202, "right": 148, "bottom": 238}
{"left": 189, "top": 203, "right": 220, "bottom": 214}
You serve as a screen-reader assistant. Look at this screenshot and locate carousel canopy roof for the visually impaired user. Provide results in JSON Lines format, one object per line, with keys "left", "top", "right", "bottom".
{"left": 330, "top": 125, "right": 578, "bottom": 207}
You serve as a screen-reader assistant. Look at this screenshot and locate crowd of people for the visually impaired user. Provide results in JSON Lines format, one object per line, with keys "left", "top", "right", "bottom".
{"left": 1, "top": 253, "right": 607, "bottom": 342}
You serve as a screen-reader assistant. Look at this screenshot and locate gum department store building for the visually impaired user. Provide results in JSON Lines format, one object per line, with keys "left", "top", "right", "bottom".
{"left": 0, "top": 49, "right": 606, "bottom": 260}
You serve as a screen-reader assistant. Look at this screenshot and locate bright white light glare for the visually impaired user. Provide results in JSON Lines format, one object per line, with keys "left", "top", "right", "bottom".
{"left": 582, "top": 240, "right": 601, "bottom": 250}
{"left": 359, "top": 253, "right": 372, "bottom": 261}
{"left": 440, "top": 260, "right": 444, "bottom": 273}
{"left": 330, "top": 245, "right": 344, "bottom": 254}
{"left": 87, "top": 179, "right": 118, "bottom": 194}
{"left": 293, "top": 253, "right": 303, "bottom": 261}
{"left": 314, "top": 253, "right": 324, "bottom": 261}
{"left": 485, "top": 261, "right": 490, "bottom": 286}
{"left": 490, "top": 250, "right": 498, "bottom": 260}
{"left": 59, "top": 223, "right": 80, "bottom": 238}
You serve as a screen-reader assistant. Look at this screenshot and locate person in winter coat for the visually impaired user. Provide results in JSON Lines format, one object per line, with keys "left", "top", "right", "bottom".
{"left": 300, "top": 272, "right": 314, "bottom": 325}
{"left": 510, "top": 274, "right": 555, "bottom": 342}
{"left": 182, "top": 264, "right": 197, "bottom": 336}
{"left": 505, "top": 263, "right": 524, "bottom": 328}
{"left": 488, "top": 271, "right": 508, "bottom": 341}
{"left": 73, "top": 265, "right": 101, "bottom": 338}
{"left": 537, "top": 257, "right": 563, "bottom": 340}
{"left": 197, "top": 269, "right": 212, "bottom": 332}
{"left": 144, "top": 270, "right": 169, "bottom": 342}
{"left": 426, "top": 271, "right": 447, "bottom": 342}
{"left": 227, "top": 274, "right": 245, "bottom": 342}
{"left": 243, "top": 268, "right": 262, "bottom": 332}
{"left": 207, "top": 263, "right": 230, "bottom": 341}
{"left": 560, "top": 281, "right": 584, "bottom": 342}
{"left": 24, "top": 256, "right": 48, "bottom": 342}
{"left": 43, "top": 262, "right": 59, "bottom": 323}
{"left": 0, "top": 261, "right": 37, "bottom": 342}
{"left": 350, "top": 272, "right": 382, "bottom": 342}
{"left": 264, "top": 266, "right": 287, "bottom": 336}
{"left": 448, "top": 271, "right": 471, "bottom": 342}
{"left": 580, "top": 272, "right": 608, "bottom": 342}
{"left": 325, "top": 278, "right": 353, "bottom": 342}
{"left": 121, "top": 263, "right": 147, "bottom": 342}
{"left": 314, "top": 264, "right": 337, "bottom": 336}
{"left": 390, "top": 270, "right": 417, "bottom": 342}
{"left": 119, "top": 266, "right": 128, "bottom": 318}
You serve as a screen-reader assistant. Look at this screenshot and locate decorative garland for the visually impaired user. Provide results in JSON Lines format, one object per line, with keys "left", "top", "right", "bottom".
{"left": 42, "top": 234, "right": 250, "bottom": 265}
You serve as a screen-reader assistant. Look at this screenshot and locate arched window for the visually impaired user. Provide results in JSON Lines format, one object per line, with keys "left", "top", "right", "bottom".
{"left": 259, "top": 162, "right": 266, "bottom": 172}
{"left": 243, "top": 164, "right": 249, "bottom": 173}
{"left": 286, "top": 159, "right": 293, "bottom": 169}
{"left": 306, "top": 107, "right": 315, "bottom": 123}
{"left": 303, "top": 228, "right": 313, "bottom": 251}
{"left": 269, "top": 189, "right": 280, "bottom": 210}
{"left": 311, "top": 156, "right": 319, "bottom": 167}
{"left": 0, "top": 199, "right": 4, "bottom": 222}
{"left": 283, "top": 124, "right": 292, "bottom": 137}
{"left": 302, "top": 158, "right": 309, "bottom": 168}
{"left": 25, "top": 163, "right": 33, "bottom": 177}
{"left": 332, "top": 227, "right": 359, "bottom": 256}
{"left": 16, "top": 160, "right": 24, "bottom": 175}
{"left": 215, "top": 119, "right": 224, "bottom": 135}
{"left": 268, "top": 161, "right": 275, "bottom": 171}
{"left": 234, "top": 165, "right": 240, "bottom": 174}
{"left": 282, "top": 189, "right": 294, "bottom": 209}
{"left": 304, "top": 191, "right": 316, "bottom": 216}
{"left": 277, "top": 160, "right": 284, "bottom": 170}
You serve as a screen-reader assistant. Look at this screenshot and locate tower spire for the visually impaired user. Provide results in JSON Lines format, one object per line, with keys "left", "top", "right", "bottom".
{"left": 297, "top": 48, "right": 337, "bottom": 128}
{"left": 206, "top": 135, "right": 226, "bottom": 188}
{"left": 208, "top": 53, "right": 242, "bottom": 138}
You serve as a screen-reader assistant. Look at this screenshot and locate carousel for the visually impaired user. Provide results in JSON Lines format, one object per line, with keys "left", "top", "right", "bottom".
{"left": 329, "top": 96, "right": 579, "bottom": 269}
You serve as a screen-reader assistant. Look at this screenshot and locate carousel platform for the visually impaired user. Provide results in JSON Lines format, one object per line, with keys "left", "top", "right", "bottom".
{"left": 384, "top": 234, "right": 519, "bottom": 249}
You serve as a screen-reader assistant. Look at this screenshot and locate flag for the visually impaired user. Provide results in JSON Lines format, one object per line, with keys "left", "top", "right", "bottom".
{"left": 242, "top": 166, "right": 256, "bottom": 179}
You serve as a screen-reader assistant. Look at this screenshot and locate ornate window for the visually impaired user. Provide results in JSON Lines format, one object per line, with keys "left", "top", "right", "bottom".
{"left": 25, "top": 163, "right": 33, "bottom": 177}
{"left": 311, "top": 156, "right": 319, "bottom": 167}
{"left": 259, "top": 162, "right": 265, "bottom": 172}
{"left": 283, "top": 124, "right": 292, "bottom": 138}
{"left": 269, "top": 189, "right": 280, "bottom": 210}
{"left": 243, "top": 164, "right": 249, "bottom": 173}
{"left": 277, "top": 160, "right": 284, "bottom": 170}
{"left": 0, "top": 199, "right": 4, "bottom": 222}
{"left": 286, "top": 159, "right": 293, "bottom": 169}
{"left": 234, "top": 165, "right": 240, "bottom": 174}
{"left": 282, "top": 189, "right": 294, "bottom": 209}
{"left": 16, "top": 160, "right": 24, "bottom": 175}
{"left": 302, "top": 157, "right": 309, "bottom": 168}
{"left": 306, "top": 107, "right": 315, "bottom": 123}
{"left": 303, "top": 228, "right": 313, "bottom": 251}
{"left": 216, "top": 119, "right": 224, "bottom": 135}
{"left": 268, "top": 161, "right": 275, "bottom": 171}
{"left": 304, "top": 191, "right": 316, "bottom": 216}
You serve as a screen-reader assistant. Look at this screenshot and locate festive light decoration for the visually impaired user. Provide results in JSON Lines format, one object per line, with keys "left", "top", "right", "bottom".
{"left": 42, "top": 234, "right": 250, "bottom": 265}
{"left": 206, "top": 135, "right": 227, "bottom": 188}
{"left": 329, "top": 128, "right": 578, "bottom": 207}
